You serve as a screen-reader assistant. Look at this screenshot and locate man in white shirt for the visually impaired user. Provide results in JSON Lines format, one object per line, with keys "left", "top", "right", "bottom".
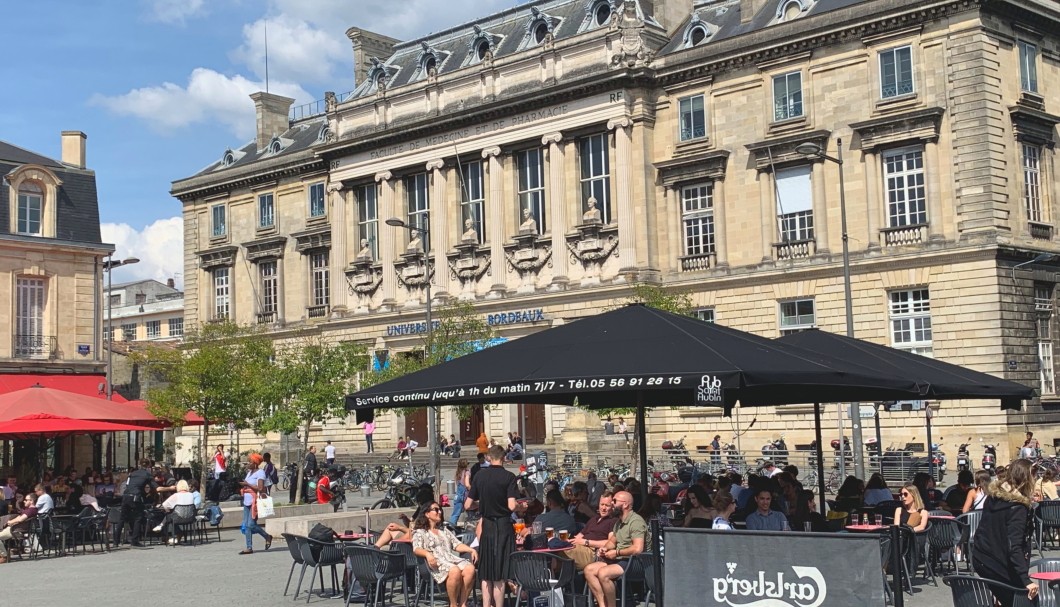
{"left": 324, "top": 440, "right": 336, "bottom": 466}
{"left": 2, "top": 476, "right": 16, "bottom": 502}
{"left": 34, "top": 484, "right": 54, "bottom": 515}
{"left": 407, "top": 439, "right": 419, "bottom": 457}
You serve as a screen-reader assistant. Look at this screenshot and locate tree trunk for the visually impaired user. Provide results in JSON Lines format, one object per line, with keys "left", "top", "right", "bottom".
{"left": 294, "top": 421, "right": 311, "bottom": 504}
{"left": 199, "top": 415, "right": 210, "bottom": 505}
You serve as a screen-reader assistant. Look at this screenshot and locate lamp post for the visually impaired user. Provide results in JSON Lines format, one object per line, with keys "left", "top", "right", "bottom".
{"left": 796, "top": 139, "right": 863, "bottom": 479}
{"left": 103, "top": 254, "right": 139, "bottom": 470}
{"left": 385, "top": 217, "right": 439, "bottom": 493}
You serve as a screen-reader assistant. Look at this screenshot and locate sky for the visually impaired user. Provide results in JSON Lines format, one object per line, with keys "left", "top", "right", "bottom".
{"left": 1, "top": 0, "right": 515, "bottom": 286}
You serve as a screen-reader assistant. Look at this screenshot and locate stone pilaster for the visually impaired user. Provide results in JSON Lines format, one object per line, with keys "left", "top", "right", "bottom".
{"left": 543, "top": 132, "right": 569, "bottom": 290}
{"left": 376, "top": 171, "right": 397, "bottom": 307}
{"left": 759, "top": 171, "right": 774, "bottom": 262}
{"left": 811, "top": 162, "right": 830, "bottom": 255}
{"left": 327, "top": 182, "right": 348, "bottom": 314}
{"left": 483, "top": 146, "right": 506, "bottom": 298}
{"left": 426, "top": 158, "right": 450, "bottom": 299}
{"left": 608, "top": 117, "right": 636, "bottom": 271}
{"left": 925, "top": 139, "right": 944, "bottom": 241}
{"left": 864, "top": 150, "right": 880, "bottom": 249}
{"left": 713, "top": 178, "right": 728, "bottom": 267}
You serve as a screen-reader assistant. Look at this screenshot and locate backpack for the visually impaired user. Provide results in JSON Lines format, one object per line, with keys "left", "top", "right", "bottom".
{"left": 308, "top": 523, "right": 337, "bottom": 559}
{"left": 265, "top": 462, "right": 279, "bottom": 486}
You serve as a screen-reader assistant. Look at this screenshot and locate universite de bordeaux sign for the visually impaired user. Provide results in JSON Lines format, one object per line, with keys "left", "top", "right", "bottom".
{"left": 385, "top": 308, "right": 545, "bottom": 337}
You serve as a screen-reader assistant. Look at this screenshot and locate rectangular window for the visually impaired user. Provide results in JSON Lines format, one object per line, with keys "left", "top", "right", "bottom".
{"left": 681, "top": 183, "right": 714, "bottom": 256}
{"left": 883, "top": 147, "right": 927, "bottom": 227}
{"left": 773, "top": 72, "right": 803, "bottom": 121}
{"left": 1019, "top": 41, "right": 1039, "bottom": 93}
{"left": 1037, "top": 284, "right": 1055, "bottom": 394}
{"left": 121, "top": 323, "right": 137, "bottom": 341}
{"left": 103, "top": 325, "right": 113, "bottom": 342}
{"left": 258, "top": 193, "right": 274, "bottom": 228}
{"left": 309, "top": 182, "right": 326, "bottom": 218}
{"left": 579, "top": 134, "right": 612, "bottom": 224}
{"left": 109, "top": 294, "right": 121, "bottom": 307}
{"left": 459, "top": 160, "right": 485, "bottom": 245}
{"left": 310, "top": 251, "right": 330, "bottom": 308}
{"left": 405, "top": 173, "right": 430, "bottom": 251}
{"left": 1023, "top": 143, "right": 1044, "bottom": 223}
{"left": 15, "top": 278, "right": 45, "bottom": 356}
{"left": 260, "top": 261, "right": 278, "bottom": 314}
{"left": 693, "top": 308, "right": 715, "bottom": 323}
{"left": 879, "top": 46, "right": 914, "bottom": 98}
{"left": 889, "top": 288, "right": 932, "bottom": 355}
{"left": 168, "top": 317, "right": 184, "bottom": 337}
{"left": 517, "top": 148, "right": 546, "bottom": 235}
{"left": 356, "top": 184, "right": 379, "bottom": 260}
{"left": 776, "top": 165, "right": 814, "bottom": 242}
{"left": 146, "top": 320, "right": 161, "bottom": 339}
{"left": 779, "top": 299, "right": 816, "bottom": 335}
{"left": 211, "top": 205, "right": 226, "bottom": 238}
{"left": 679, "top": 95, "right": 706, "bottom": 141}
{"left": 213, "top": 267, "right": 230, "bottom": 320}
{"left": 16, "top": 193, "right": 42, "bottom": 235}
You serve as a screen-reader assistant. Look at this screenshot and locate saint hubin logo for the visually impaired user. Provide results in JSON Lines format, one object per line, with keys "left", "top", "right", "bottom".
{"left": 712, "top": 563, "right": 827, "bottom": 607}
{"left": 697, "top": 375, "right": 723, "bottom": 405}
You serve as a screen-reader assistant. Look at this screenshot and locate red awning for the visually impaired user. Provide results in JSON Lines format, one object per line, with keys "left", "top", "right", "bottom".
{"left": 0, "top": 374, "right": 128, "bottom": 402}
{"left": 0, "top": 413, "right": 150, "bottom": 440}
{"left": 123, "top": 400, "right": 205, "bottom": 427}
{"left": 0, "top": 386, "right": 160, "bottom": 424}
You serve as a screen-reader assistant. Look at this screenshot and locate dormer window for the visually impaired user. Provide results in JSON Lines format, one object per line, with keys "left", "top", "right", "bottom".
{"left": 522, "top": 7, "right": 559, "bottom": 50}
{"left": 424, "top": 56, "right": 437, "bottom": 76}
{"left": 17, "top": 182, "right": 43, "bottom": 236}
{"left": 682, "top": 16, "right": 712, "bottom": 48}
{"left": 477, "top": 41, "right": 490, "bottom": 61}
{"left": 594, "top": 1, "right": 612, "bottom": 25}
{"left": 222, "top": 151, "right": 235, "bottom": 167}
{"left": 316, "top": 124, "right": 331, "bottom": 144}
{"left": 534, "top": 23, "right": 549, "bottom": 44}
{"left": 464, "top": 26, "right": 501, "bottom": 67}
{"left": 776, "top": 0, "right": 812, "bottom": 22}
{"left": 690, "top": 26, "right": 707, "bottom": 46}
{"left": 268, "top": 137, "right": 282, "bottom": 155}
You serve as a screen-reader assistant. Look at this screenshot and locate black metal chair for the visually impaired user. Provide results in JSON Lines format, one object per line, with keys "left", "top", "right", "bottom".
{"left": 414, "top": 554, "right": 446, "bottom": 607}
{"left": 879, "top": 534, "right": 894, "bottom": 605}
{"left": 1032, "top": 558, "right": 1060, "bottom": 607}
{"left": 895, "top": 525, "right": 917, "bottom": 595}
{"left": 302, "top": 537, "right": 346, "bottom": 603}
{"left": 169, "top": 504, "right": 198, "bottom": 546}
{"left": 635, "top": 553, "right": 659, "bottom": 607}
{"left": 618, "top": 553, "right": 647, "bottom": 607}
{"left": 1037, "top": 501, "right": 1060, "bottom": 552}
{"left": 389, "top": 539, "right": 420, "bottom": 594}
{"left": 957, "top": 510, "right": 982, "bottom": 570}
{"left": 943, "top": 574, "right": 1037, "bottom": 607}
{"left": 509, "top": 551, "right": 575, "bottom": 607}
{"left": 282, "top": 533, "right": 308, "bottom": 598}
{"left": 925, "top": 517, "right": 963, "bottom": 584}
{"left": 344, "top": 545, "right": 408, "bottom": 607}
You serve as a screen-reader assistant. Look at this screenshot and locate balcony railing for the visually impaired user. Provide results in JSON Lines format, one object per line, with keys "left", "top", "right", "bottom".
{"left": 307, "top": 305, "right": 330, "bottom": 319}
{"left": 880, "top": 224, "right": 926, "bottom": 247}
{"left": 774, "top": 239, "right": 816, "bottom": 260}
{"left": 679, "top": 252, "right": 715, "bottom": 272}
{"left": 257, "top": 311, "right": 277, "bottom": 325}
{"left": 1029, "top": 222, "right": 1054, "bottom": 241}
{"left": 14, "top": 334, "right": 56, "bottom": 359}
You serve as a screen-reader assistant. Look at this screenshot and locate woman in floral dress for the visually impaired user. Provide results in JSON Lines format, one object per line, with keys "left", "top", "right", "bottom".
{"left": 412, "top": 501, "right": 478, "bottom": 607}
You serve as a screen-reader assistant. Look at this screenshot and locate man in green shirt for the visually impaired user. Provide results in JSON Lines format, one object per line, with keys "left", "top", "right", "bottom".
{"left": 584, "top": 490, "right": 647, "bottom": 607}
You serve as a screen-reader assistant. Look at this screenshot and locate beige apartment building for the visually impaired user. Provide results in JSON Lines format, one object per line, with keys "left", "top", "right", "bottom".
{"left": 174, "top": 0, "right": 1060, "bottom": 465}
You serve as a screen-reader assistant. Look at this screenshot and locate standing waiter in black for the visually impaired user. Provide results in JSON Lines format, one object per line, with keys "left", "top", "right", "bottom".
{"left": 117, "top": 458, "right": 157, "bottom": 547}
{"left": 466, "top": 445, "right": 518, "bottom": 607}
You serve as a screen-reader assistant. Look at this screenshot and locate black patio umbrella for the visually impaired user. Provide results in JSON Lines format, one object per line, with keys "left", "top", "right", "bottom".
{"left": 778, "top": 329, "right": 1035, "bottom": 408}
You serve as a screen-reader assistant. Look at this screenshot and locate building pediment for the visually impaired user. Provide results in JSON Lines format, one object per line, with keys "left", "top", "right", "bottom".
{"left": 198, "top": 245, "right": 238, "bottom": 270}
{"left": 654, "top": 150, "right": 730, "bottom": 188}
{"left": 850, "top": 107, "right": 945, "bottom": 151}
{"left": 244, "top": 235, "right": 287, "bottom": 261}
{"left": 745, "top": 130, "right": 831, "bottom": 171}
{"left": 1010, "top": 106, "right": 1059, "bottom": 148}
{"left": 292, "top": 225, "right": 332, "bottom": 253}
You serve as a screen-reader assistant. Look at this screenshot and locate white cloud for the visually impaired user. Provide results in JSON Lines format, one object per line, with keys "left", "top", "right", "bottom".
{"left": 232, "top": 15, "right": 347, "bottom": 84}
{"left": 102, "top": 217, "right": 185, "bottom": 289}
{"left": 91, "top": 68, "right": 310, "bottom": 139}
{"left": 271, "top": 0, "right": 513, "bottom": 41}
{"left": 146, "top": 0, "right": 206, "bottom": 24}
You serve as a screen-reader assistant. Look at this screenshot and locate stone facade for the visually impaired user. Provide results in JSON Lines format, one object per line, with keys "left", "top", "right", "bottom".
{"left": 174, "top": 0, "right": 1060, "bottom": 465}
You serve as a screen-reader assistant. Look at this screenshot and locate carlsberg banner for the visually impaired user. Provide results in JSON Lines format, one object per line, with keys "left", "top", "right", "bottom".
{"left": 663, "top": 528, "right": 886, "bottom": 607}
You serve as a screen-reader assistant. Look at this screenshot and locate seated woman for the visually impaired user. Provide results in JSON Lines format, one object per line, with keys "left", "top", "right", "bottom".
{"left": 893, "top": 484, "right": 930, "bottom": 532}
{"left": 788, "top": 490, "right": 829, "bottom": 532}
{"left": 711, "top": 492, "right": 737, "bottom": 530}
{"left": 682, "top": 485, "right": 714, "bottom": 528}
{"left": 833, "top": 476, "right": 865, "bottom": 515}
{"left": 152, "top": 480, "right": 197, "bottom": 545}
{"left": 863, "top": 473, "right": 893, "bottom": 506}
{"left": 412, "top": 500, "right": 478, "bottom": 607}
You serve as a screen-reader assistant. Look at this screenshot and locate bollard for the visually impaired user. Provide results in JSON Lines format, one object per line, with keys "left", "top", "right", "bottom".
{"left": 360, "top": 485, "right": 371, "bottom": 498}
{"left": 446, "top": 479, "right": 456, "bottom": 497}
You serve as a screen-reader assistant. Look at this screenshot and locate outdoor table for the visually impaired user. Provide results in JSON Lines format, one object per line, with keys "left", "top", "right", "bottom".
{"left": 1031, "top": 572, "right": 1060, "bottom": 582}
{"left": 845, "top": 524, "right": 887, "bottom": 533}
{"left": 49, "top": 515, "right": 78, "bottom": 556}
{"left": 338, "top": 533, "right": 373, "bottom": 541}
{"left": 931, "top": 514, "right": 956, "bottom": 520}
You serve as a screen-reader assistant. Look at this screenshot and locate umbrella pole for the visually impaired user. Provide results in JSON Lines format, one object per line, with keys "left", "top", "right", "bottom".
{"left": 636, "top": 396, "right": 648, "bottom": 506}
{"left": 814, "top": 403, "right": 826, "bottom": 515}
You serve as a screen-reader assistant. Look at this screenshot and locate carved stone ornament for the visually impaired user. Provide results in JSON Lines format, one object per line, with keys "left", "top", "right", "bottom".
{"left": 611, "top": 0, "right": 654, "bottom": 68}
{"left": 447, "top": 242, "right": 491, "bottom": 300}
{"left": 345, "top": 258, "right": 383, "bottom": 297}
{"left": 504, "top": 232, "right": 553, "bottom": 294}
{"left": 394, "top": 253, "right": 434, "bottom": 289}
{"left": 567, "top": 221, "right": 618, "bottom": 286}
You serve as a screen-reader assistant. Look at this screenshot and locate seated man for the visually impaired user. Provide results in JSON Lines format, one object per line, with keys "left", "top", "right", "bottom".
{"left": 534, "top": 489, "right": 576, "bottom": 535}
{"left": 942, "top": 470, "right": 973, "bottom": 513}
{"left": 406, "top": 439, "right": 419, "bottom": 458}
{"left": 0, "top": 494, "right": 38, "bottom": 563}
{"left": 391, "top": 438, "right": 408, "bottom": 461}
{"left": 569, "top": 491, "right": 616, "bottom": 571}
{"left": 584, "top": 491, "right": 647, "bottom": 607}
{"left": 33, "top": 484, "right": 54, "bottom": 516}
{"left": 744, "top": 489, "right": 789, "bottom": 531}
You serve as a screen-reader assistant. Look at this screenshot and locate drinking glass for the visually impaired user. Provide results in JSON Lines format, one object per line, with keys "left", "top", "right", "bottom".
{"left": 803, "top": 522, "right": 812, "bottom": 532}
{"left": 546, "top": 527, "right": 555, "bottom": 540}
{"left": 862, "top": 514, "right": 869, "bottom": 526}
{"left": 559, "top": 529, "right": 570, "bottom": 541}
{"left": 514, "top": 518, "right": 526, "bottom": 534}
{"left": 874, "top": 514, "right": 883, "bottom": 526}
{"left": 532, "top": 521, "right": 544, "bottom": 535}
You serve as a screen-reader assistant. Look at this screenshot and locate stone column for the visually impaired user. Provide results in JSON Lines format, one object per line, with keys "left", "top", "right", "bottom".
{"left": 760, "top": 171, "right": 774, "bottom": 262}
{"left": 426, "top": 158, "right": 450, "bottom": 299}
{"left": 483, "top": 146, "right": 506, "bottom": 298}
{"left": 713, "top": 178, "right": 729, "bottom": 267}
{"left": 327, "top": 182, "right": 348, "bottom": 314}
{"left": 543, "top": 132, "right": 569, "bottom": 291}
{"left": 864, "top": 150, "right": 880, "bottom": 249}
{"left": 811, "top": 162, "right": 830, "bottom": 255}
{"left": 608, "top": 117, "right": 636, "bottom": 272}
{"left": 925, "top": 139, "right": 944, "bottom": 241}
{"left": 376, "top": 171, "right": 397, "bottom": 308}
{"left": 667, "top": 186, "right": 681, "bottom": 273}
{"left": 276, "top": 257, "right": 286, "bottom": 323}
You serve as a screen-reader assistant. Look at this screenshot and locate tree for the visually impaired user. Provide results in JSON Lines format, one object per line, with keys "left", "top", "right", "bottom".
{"left": 133, "top": 321, "right": 274, "bottom": 495}
{"left": 257, "top": 335, "right": 367, "bottom": 503}
{"left": 621, "top": 283, "right": 696, "bottom": 316}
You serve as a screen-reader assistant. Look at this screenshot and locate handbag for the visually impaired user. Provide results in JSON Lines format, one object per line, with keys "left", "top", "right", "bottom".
{"left": 257, "top": 494, "right": 275, "bottom": 518}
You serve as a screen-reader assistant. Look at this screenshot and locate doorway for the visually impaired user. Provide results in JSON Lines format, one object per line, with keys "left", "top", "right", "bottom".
{"left": 460, "top": 406, "right": 485, "bottom": 445}
{"left": 521, "top": 404, "right": 547, "bottom": 445}
{"left": 404, "top": 408, "right": 428, "bottom": 444}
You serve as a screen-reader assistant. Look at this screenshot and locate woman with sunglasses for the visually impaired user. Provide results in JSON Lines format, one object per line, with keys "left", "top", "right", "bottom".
{"left": 893, "top": 484, "right": 929, "bottom": 532}
{"left": 972, "top": 459, "right": 1038, "bottom": 606}
{"left": 413, "top": 501, "right": 478, "bottom": 607}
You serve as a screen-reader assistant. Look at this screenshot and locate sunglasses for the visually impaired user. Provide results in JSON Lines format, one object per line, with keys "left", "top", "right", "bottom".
{"left": 428, "top": 507, "right": 443, "bottom": 513}
{"left": 900, "top": 492, "right": 910, "bottom": 497}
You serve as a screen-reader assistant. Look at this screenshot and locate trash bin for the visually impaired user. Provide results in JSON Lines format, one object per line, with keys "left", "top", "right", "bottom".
{"left": 446, "top": 480, "right": 456, "bottom": 497}
{"left": 360, "top": 485, "right": 371, "bottom": 498}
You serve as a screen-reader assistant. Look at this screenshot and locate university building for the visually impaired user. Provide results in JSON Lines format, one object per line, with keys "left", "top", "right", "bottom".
{"left": 174, "top": 0, "right": 1060, "bottom": 464}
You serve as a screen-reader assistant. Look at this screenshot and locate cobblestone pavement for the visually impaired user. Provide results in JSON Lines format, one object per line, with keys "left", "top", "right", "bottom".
{"left": 0, "top": 525, "right": 995, "bottom": 607}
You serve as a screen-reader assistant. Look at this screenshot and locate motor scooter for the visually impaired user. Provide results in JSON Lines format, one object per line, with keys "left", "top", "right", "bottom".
{"left": 956, "top": 440, "right": 971, "bottom": 473}
{"left": 982, "top": 444, "right": 997, "bottom": 475}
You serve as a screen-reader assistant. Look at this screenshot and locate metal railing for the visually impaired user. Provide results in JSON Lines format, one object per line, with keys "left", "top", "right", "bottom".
{"left": 289, "top": 91, "right": 357, "bottom": 122}
{"left": 13, "top": 334, "right": 56, "bottom": 358}
{"left": 307, "top": 305, "right": 329, "bottom": 319}
{"left": 256, "top": 311, "right": 277, "bottom": 325}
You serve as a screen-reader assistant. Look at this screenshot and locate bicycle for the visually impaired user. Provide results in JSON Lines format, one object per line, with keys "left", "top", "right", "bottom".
{"left": 279, "top": 462, "right": 297, "bottom": 490}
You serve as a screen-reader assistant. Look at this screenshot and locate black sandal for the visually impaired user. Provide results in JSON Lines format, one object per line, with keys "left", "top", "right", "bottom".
{"left": 265, "top": 536, "right": 273, "bottom": 551}
{"left": 239, "top": 549, "right": 253, "bottom": 555}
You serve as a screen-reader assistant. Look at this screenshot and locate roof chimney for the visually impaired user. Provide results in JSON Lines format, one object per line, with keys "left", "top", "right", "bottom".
{"left": 61, "top": 131, "right": 87, "bottom": 169}
{"left": 166, "top": 278, "right": 175, "bottom": 288}
{"left": 346, "top": 28, "right": 401, "bottom": 86}
{"left": 250, "top": 92, "right": 295, "bottom": 153}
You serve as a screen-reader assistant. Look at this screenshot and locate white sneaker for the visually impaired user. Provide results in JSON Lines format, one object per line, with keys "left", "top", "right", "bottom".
{"left": 152, "top": 525, "right": 163, "bottom": 533}
{"left": 168, "top": 538, "right": 178, "bottom": 546}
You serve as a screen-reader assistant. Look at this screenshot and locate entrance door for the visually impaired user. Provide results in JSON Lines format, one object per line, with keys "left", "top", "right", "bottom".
{"left": 404, "top": 408, "right": 428, "bottom": 444}
{"left": 460, "top": 406, "right": 485, "bottom": 444}
{"left": 522, "top": 404, "right": 547, "bottom": 445}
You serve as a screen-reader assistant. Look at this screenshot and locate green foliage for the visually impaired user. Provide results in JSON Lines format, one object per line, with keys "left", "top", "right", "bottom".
{"left": 621, "top": 283, "right": 696, "bottom": 317}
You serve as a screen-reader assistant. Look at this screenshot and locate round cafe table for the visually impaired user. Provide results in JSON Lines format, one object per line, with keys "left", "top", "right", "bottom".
{"left": 845, "top": 524, "right": 887, "bottom": 533}
{"left": 1031, "top": 572, "right": 1060, "bottom": 582}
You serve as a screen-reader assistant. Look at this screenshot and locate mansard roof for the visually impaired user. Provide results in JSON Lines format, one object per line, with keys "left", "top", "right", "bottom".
{"left": 188, "top": 117, "right": 329, "bottom": 178}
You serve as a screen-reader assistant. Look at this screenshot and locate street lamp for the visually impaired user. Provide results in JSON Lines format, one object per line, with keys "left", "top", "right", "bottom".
{"left": 103, "top": 255, "right": 138, "bottom": 471}
{"left": 385, "top": 216, "right": 440, "bottom": 493}
{"left": 796, "top": 139, "right": 863, "bottom": 478}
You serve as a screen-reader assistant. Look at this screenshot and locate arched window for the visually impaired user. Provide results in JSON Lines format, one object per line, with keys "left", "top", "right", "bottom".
{"left": 776, "top": 0, "right": 811, "bottom": 22}
{"left": 16, "top": 181, "right": 43, "bottom": 236}
{"left": 477, "top": 40, "right": 490, "bottom": 61}
{"left": 682, "top": 17, "right": 712, "bottom": 49}
{"left": 534, "top": 22, "right": 549, "bottom": 44}
{"left": 222, "top": 150, "right": 235, "bottom": 167}
{"left": 268, "top": 138, "right": 282, "bottom": 155}
{"left": 690, "top": 26, "right": 707, "bottom": 46}
{"left": 594, "top": 1, "right": 612, "bottom": 25}
{"left": 316, "top": 124, "right": 331, "bottom": 144}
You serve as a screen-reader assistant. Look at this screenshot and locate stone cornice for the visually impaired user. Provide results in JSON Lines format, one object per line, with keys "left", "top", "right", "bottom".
{"left": 850, "top": 107, "right": 946, "bottom": 150}
{"left": 746, "top": 129, "right": 832, "bottom": 171}
{"left": 292, "top": 225, "right": 332, "bottom": 253}
{"left": 244, "top": 235, "right": 288, "bottom": 262}
{"left": 171, "top": 153, "right": 326, "bottom": 203}
{"left": 198, "top": 246, "right": 238, "bottom": 270}
{"left": 654, "top": 150, "right": 731, "bottom": 188}
{"left": 1010, "top": 105, "right": 1060, "bottom": 147}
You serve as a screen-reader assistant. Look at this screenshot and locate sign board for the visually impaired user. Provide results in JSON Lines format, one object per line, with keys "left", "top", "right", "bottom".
{"left": 848, "top": 404, "right": 875, "bottom": 419}
{"left": 664, "top": 528, "right": 885, "bottom": 607}
{"left": 77, "top": 344, "right": 91, "bottom": 356}
{"left": 1008, "top": 360, "right": 1018, "bottom": 371}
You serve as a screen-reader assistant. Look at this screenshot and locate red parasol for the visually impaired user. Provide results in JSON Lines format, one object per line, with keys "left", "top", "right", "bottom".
{"left": 0, "top": 385, "right": 162, "bottom": 425}
{"left": 0, "top": 413, "right": 155, "bottom": 440}
{"left": 123, "top": 400, "right": 205, "bottom": 428}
